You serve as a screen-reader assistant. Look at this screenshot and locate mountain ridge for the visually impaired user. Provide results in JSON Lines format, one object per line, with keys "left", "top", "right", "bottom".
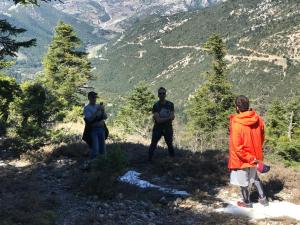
{"left": 91, "top": 0, "right": 300, "bottom": 108}
{"left": 0, "top": 0, "right": 224, "bottom": 80}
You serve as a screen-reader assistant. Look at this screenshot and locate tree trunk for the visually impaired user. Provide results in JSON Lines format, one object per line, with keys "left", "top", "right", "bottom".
{"left": 287, "top": 111, "right": 294, "bottom": 141}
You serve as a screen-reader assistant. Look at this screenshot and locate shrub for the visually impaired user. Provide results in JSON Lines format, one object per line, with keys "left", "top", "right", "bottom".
{"left": 63, "top": 105, "right": 83, "bottom": 123}
{"left": 277, "top": 140, "right": 300, "bottom": 163}
{"left": 84, "top": 145, "right": 128, "bottom": 198}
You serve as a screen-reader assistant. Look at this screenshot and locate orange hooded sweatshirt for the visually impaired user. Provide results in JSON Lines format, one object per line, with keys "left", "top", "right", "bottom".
{"left": 228, "top": 111, "right": 265, "bottom": 169}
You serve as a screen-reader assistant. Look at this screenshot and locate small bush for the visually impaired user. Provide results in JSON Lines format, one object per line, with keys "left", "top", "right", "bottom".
{"left": 277, "top": 140, "right": 300, "bottom": 163}
{"left": 84, "top": 145, "right": 128, "bottom": 198}
{"left": 63, "top": 105, "right": 83, "bottom": 123}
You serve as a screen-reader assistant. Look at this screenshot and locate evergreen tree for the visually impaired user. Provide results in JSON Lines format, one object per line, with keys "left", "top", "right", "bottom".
{"left": 115, "top": 83, "right": 156, "bottom": 137}
{"left": 0, "top": 0, "right": 55, "bottom": 60}
{"left": 266, "top": 98, "right": 300, "bottom": 163}
{"left": 186, "top": 34, "right": 234, "bottom": 149}
{"left": 0, "top": 73, "right": 20, "bottom": 122}
{"left": 0, "top": 71, "right": 20, "bottom": 135}
{"left": 265, "top": 100, "right": 287, "bottom": 146}
{"left": 13, "top": 0, "right": 53, "bottom": 4}
{"left": 9, "top": 81, "right": 48, "bottom": 139}
{"left": 41, "top": 21, "right": 92, "bottom": 109}
{"left": 0, "top": 19, "right": 36, "bottom": 60}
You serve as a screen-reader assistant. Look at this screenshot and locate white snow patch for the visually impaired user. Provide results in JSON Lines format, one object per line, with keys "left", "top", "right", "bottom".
{"left": 120, "top": 170, "right": 189, "bottom": 196}
{"left": 216, "top": 200, "right": 300, "bottom": 220}
{"left": 0, "top": 161, "right": 7, "bottom": 167}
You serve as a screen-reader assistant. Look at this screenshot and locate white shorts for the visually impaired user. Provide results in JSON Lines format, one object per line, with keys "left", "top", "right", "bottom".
{"left": 230, "top": 167, "right": 257, "bottom": 187}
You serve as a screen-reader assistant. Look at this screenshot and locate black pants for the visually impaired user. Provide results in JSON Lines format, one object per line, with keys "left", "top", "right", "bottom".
{"left": 240, "top": 176, "right": 265, "bottom": 203}
{"left": 148, "top": 126, "right": 174, "bottom": 160}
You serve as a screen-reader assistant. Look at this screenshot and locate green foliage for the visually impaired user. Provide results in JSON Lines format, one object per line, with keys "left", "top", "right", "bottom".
{"left": 9, "top": 81, "right": 49, "bottom": 140}
{"left": 0, "top": 19, "right": 36, "bottom": 60}
{"left": 266, "top": 100, "right": 288, "bottom": 146}
{"left": 92, "top": 0, "right": 300, "bottom": 107}
{"left": 115, "top": 82, "right": 156, "bottom": 137}
{"left": 277, "top": 140, "right": 300, "bottom": 163}
{"left": 12, "top": 0, "right": 54, "bottom": 4}
{"left": 0, "top": 73, "right": 20, "bottom": 135}
{"left": 41, "top": 21, "right": 92, "bottom": 109}
{"left": 84, "top": 146, "right": 128, "bottom": 198}
{"left": 186, "top": 34, "right": 234, "bottom": 148}
{"left": 63, "top": 105, "right": 84, "bottom": 123}
{"left": 266, "top": 97, "right": 300, "bottom": 163}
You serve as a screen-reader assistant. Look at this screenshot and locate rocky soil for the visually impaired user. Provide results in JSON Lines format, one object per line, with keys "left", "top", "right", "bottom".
{"left": 1, "top": 140, "right": 299, "bottom": 225}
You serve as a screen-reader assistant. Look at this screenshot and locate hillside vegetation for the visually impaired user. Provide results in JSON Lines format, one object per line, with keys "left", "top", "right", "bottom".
{"left": 93, "top": 0, "right": 300, "bottom": 108}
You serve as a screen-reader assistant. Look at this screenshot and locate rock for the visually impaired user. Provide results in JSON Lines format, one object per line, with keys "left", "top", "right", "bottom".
{"left": 159, "top": 196, "right": 168, "bottom": 205}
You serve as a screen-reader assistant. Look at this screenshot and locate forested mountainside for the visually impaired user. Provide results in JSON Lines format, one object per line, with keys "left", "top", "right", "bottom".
{"left": 92, "top": 0, "right": 300, "bottom": 108}
{"left": 0, "top": 0, "right": 223, "bottom": 80}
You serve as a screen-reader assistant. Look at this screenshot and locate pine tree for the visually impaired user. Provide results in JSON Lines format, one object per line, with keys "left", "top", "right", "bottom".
{"left": 0, "top": 71, "right": 20, "bottom": 135}
{"left": 186, "top": 34, "right": 234, "bottom": 149}
{"left": 115, "top": 83, "right": 156, "bottom": 137}
{"left": 0, "top": 0, "right": 55, "bottom": 60}
{"left": 41, "top": 21, "right": 92, "bottom": 109}
{"left": 9, "top": 81, "right": 48, "bottom": 139}
{"left": 13, "top": 0, "right": 53, "bottom": 4}
{"left": 266, "top": 100, "right": 288, "bottom": 145}
{"left": 0, "top": 19, "right": 36, "bottom": 60}
{"left": 266, "top": 98, "right": 300, "bottom": 162}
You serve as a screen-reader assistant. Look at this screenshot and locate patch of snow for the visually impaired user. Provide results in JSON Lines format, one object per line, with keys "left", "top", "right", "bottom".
{"left": 216, "top": 200, "right": 300, "bottom": 220}
{"left": 120, "top": 170, "right": 189, "bottom": 196}
{"left": 0, "top": 160, "right": 7, "bottom": 167}
{"left": 8, "top": 160, "right": 31, "bottom": 168}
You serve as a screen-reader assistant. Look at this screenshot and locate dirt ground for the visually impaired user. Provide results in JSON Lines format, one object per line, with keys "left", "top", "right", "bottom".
{"left": 0, "top": 138, "right": 300, "bottom": 225}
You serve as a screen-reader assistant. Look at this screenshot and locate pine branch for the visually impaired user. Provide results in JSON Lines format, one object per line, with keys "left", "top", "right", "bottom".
{"left": 12, "top": 0, "right": 61, "bottom": 5}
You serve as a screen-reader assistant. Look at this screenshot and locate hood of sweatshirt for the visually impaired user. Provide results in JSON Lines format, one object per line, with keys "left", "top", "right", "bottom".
{"left": 231, "top": 111, "right": 259, "bottom": 126}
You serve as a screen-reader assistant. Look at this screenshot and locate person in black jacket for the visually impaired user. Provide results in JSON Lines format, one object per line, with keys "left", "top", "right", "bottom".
{"left": 83, "top": 91, "right": 107, "bottom": 159}
{"left": 148, "top": 87, "right": 175, "bottom": 161}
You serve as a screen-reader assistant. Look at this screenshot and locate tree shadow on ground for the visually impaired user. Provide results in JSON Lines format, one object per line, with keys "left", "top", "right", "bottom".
{"left": 48, "top": 141, "right": 292, "bottom": 204}
{"left": 3, "top": 138, "right": 298, "bottom": 225}
{"left": 250, "top": 177, "right": 285, "bottom": 202}
{"left": 0, "top": 142, "right": 254, "bottom": 225}
{"left": 0, "top": 137, "right": 30, "bottom": 160}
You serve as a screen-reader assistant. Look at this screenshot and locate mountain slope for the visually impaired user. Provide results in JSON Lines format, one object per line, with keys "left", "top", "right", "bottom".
{"left": 51, "top": 0, "right": 225, "bottom": 32}
{"left": 1, "top": 2, "right": 113, "bottom": 80}
{"left": 0, "top": 0, "right": 224, "bottom": 80}
{"left": 92, "top": 0, "right": 300, "bottom": 108}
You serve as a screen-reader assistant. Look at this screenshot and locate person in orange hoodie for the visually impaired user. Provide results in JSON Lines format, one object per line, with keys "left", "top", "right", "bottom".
{"left": 228, "top": 95, "right": 268, "bottom": 208}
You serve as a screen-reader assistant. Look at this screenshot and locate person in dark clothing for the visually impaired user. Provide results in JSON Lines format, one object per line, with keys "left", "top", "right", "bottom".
{"left": 148, "top": 87, "right": 175, "bottom": 161}
{"left": 83, "top": 91, "right": 107, "bottom": 159}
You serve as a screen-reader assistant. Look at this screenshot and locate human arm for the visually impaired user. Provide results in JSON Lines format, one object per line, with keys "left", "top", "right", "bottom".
{"left": 152, "top": 102, "right": 175, "bottom": 124}
{"left": 84, "top": 105, "right": 103, "bottom": 123}
{"left": 153, "top": 112, "right": 173, "bottom": 124}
